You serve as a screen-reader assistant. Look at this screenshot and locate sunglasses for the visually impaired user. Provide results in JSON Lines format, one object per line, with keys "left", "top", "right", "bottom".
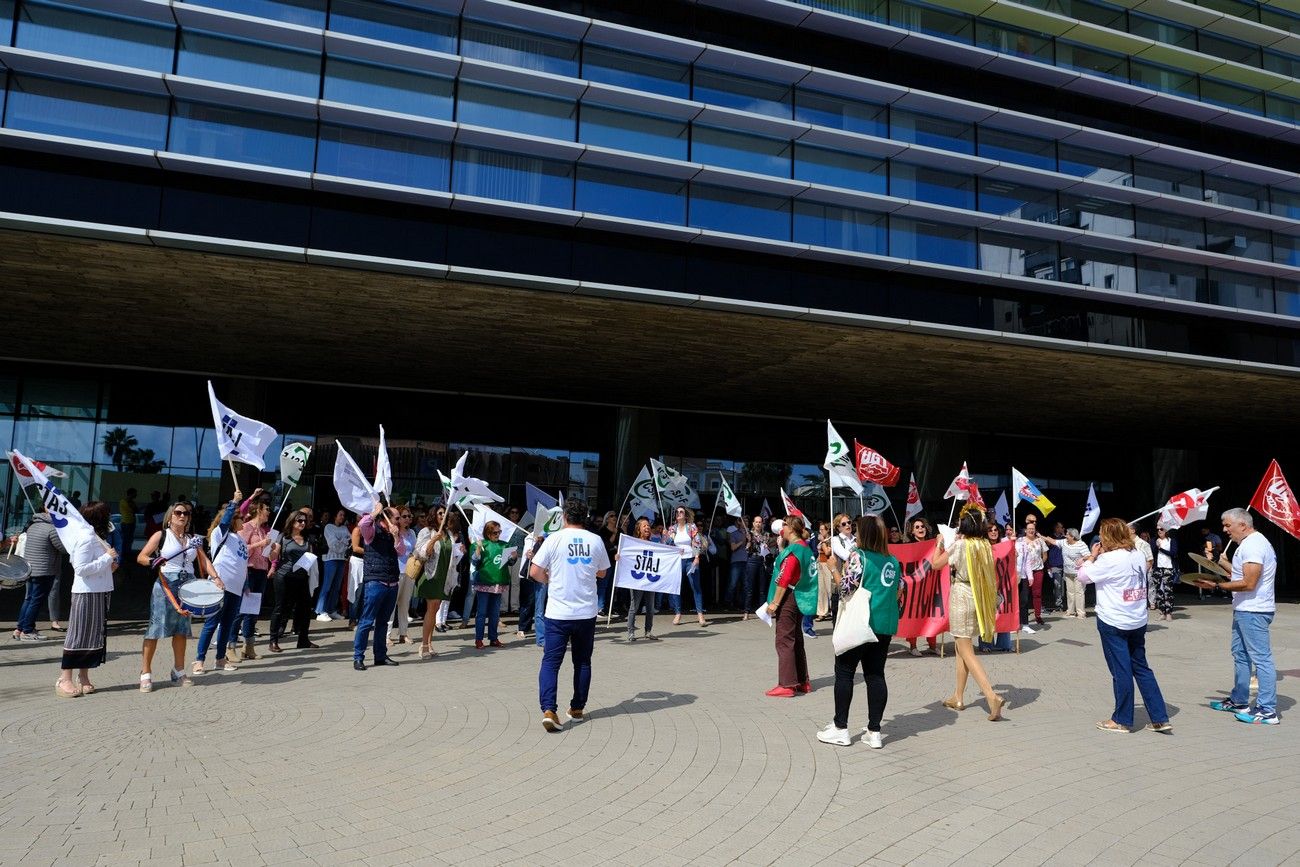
{"left": 294, "top": 517, "right": 307, "bottom": 523}
{"left": 839, "top": 521, "right": 851, "bottom": 526}
{"left": 172, "top": 510, "right": 190, "bottom": 517}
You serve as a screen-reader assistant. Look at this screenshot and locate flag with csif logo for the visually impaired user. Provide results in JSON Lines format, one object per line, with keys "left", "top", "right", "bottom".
{"left": 9, "top": 449, "right": 96, "bottom": 552}
{"left": 824, "top": 421, "right": 863, "bottom": 495}
{"left": 613, "top": 534, "right": 683, "bottom": 595}
{"left": 207, "top": 381, "right": 277, "bottom": 470}
{"left": 1249, "top": 460, "right": 1300, "bottom": 540}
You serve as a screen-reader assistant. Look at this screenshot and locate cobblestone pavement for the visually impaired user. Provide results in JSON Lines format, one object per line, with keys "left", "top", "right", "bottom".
{"left": 1, "top": 599, "right": 1296, "bottom": 867}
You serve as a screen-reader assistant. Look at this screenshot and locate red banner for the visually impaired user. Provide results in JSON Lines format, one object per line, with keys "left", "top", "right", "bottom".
{"left": 991, "top": 539, "right": 1020, "bottom": 634}
{"left": 854, "top": 440, "right": 900, "bottom": 486}
{"left": 1250, "top": 459, "right": 1300, "bottom": 541}
{"left": 889, "top": 538, "right": 1018, "bottom": 639}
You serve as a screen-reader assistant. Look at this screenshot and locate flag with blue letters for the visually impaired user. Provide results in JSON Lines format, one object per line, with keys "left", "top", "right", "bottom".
{"left": 613, "top": 534, "right": 682, "bottom": 596}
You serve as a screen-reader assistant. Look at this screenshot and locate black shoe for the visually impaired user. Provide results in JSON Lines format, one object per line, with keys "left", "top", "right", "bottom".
{"left": 435, "top": 625, "right": 447, "bottom": 633}
{"left": 374, "top": 658, "right": 399, "bottom": 667}
{"left": 353, "top": 660, "right": 366, "bottom": 671}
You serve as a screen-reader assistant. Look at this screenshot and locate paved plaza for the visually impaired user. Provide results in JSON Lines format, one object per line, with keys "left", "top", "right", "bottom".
{"left": 1, "top": 599, "right": 1296, "bottom": 867}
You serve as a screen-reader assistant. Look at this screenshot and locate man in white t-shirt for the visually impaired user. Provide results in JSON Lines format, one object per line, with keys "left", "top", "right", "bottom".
{"left": 1198, "top": 508, "right": 1278, "bottom": 725}
{"left": 529, "top": 500, "right": 610, "bottom": 732}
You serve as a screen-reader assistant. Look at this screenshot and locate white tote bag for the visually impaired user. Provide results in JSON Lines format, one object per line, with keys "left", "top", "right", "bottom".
{"left": 832, "top": 586, "right": 877, "bottom": 655}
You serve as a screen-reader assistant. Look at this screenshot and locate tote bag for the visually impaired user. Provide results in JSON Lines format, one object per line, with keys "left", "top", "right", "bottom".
{"left": 832, "top": 586, "right": 877, "bottom": 655}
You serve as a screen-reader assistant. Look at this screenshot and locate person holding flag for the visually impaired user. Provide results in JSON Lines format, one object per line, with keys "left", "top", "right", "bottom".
{"left": 622, "top": 518, "right": 660, "bottom": 642}
{"left": 470, "top": 521, "right": 517, "bottom": 649}
{"left": 352, "top": 502, "right": 406, "bottom": 671}
{"left": 56, "top": 501, "right": 120, "bottom": 698}
{"left": 665, "top": 506, "right": 706, "bottom": 628}
{"left": 416, "top": 510, "right": 465, "bottom": 658}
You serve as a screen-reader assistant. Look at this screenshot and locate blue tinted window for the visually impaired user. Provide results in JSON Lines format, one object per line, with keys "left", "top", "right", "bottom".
{"left": 891, "top": 109, "right": 973, "bottom": 154}
{"left": 891, "top": 163, "right": 975, "bottom": 210}
{"left": 4, "top": 75, "right": 168, "bottom": 148}
{"left": 689, "top": 184, "right": 791, "bottom": 241}
{"left": 1056, "top": 40, "right": 1128, "bottom": 80}
{"left": 1200, "top": 77, "right": 1264, "bottom": 115}
{"left": 890, "top": 218, "right": 975, "bottom": 268}
{"left": 978, "top": 231, "right": 1058, "bottom": 279}
{"left": 794, "top": 89, "right": 887, "bottom": 137}
{"left": 977, "top": 127, "right": 1055, "bottom": 170}
{"left": 974, "top": 20, "right": 1053, "bottom": 60}
{"left": 453, "top": 146, "right": 574, "bottom": 209}
{"left": 1204, "top": 174, "right": 1267, "bottom": 212}
{"left": 1058, "top": 143, "right": 1131, "bottom": 184}
{"left": 193, "top": 0, "right": 325, "bottom": 27}
{"left": 16, "top": 1, "right": 174, "bottom": 72}
{"left": 794, "top": 201, "right": 886, "bottom": 254}
{"left": 1059, "top": 244, "right": 1136, "bottom": 292}
{"left": 457, "top": 81, "right": 575, "bottom": 140}
{"left": 1208, "top": 269, "right": 1273, "bottom": 312}
{"left": 1058, "top": 193, "right": 1133, "bottom": 236}
{"left": 1274, "top": 233, "right": 1300, "bottom": 268}
{"left": 170, "top": 100, "right": 317, "bottom": 171}
{"left": 978, "top": 179, "right": 1057, "bottom": 219}
{"left": 1136, "top": 257, "right": 1204, "bottom": 302}
{"left": 691, "top": 126, "right": 790, "bottom": 177}
{"left": 576, "top": 167, "right": 686, "bottom": 224}
{"left": 579, "top": 105, "right": 687, "bottom": 160}
{"left": 461, "top": 20, "right": 579, "bottom": 77}
{"left": 793, "top": 144, "right": 886, "bottom": 194}
{"left": 581, "top": 45, "right": 689, "bottom": 98}
{"left": 1272, "top": 188, "right": 1300, "bottom": 221}
{"left": 327, "top": 0, "right": 457, "bottom": 53}
{"left": 693, "top": 68, "right": 791, "bottom": 119}
{"left": 317, "top": 125, "right": 449, "bottom": 189}
{"left": 324, "top": 57, "right": 453, "bottom": 118}
{"left": 1277, "top": 280, "right": 1300, "bottom": 317}
{"left": 1133, "top": 159, "right": 1201, "bottom": 200}
{"left": 178, "top": 31, "right": 320, "bottom": 98}
{"left": 1205, "top": 220, "right": 1270, "bottom": 261}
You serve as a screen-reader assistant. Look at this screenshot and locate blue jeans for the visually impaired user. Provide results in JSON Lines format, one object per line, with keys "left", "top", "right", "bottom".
{"left": 979, "top": 632, "right": 1014, "bottom": 652}
{"left": 670, "top": 564, "right": 704, "bottom": 615}
{"left": 727, "top": 560, "right": 747, "bottom": 609}
{"left": 1097, "top": 619, "right": 1168, "bottom": 728}
{"left": 534, "top": 583, "right": 548, "bottom": 647}
{"left": 539, "top": 616, "right": 595, "bottom": 713}
{"left": 475, "top": 591, "right": 502, "bottom": 642}
{"left": 461, "top": 584, "right": 477, "bottom": 625}
{"left": 517, "top": 577, "right": 536, "bottom": 634}
{"left": 117, "top": 522, "right": 135, "bottom": 561}
{"left": 627, "top": 590, "right": 655, "bottom": 636}
{"left": 316, "top": 560, "right": 344, "bottom": 615}
{"left": 17, "top": 574, "right": 55, "bottom": 634}
{"left": 743, "top": 559, "right": 765, "bottom": 613}
{"left": 196, "top": 591, "right": 241, "bottom": 662}
{"left": 803, "top": 614, "right": 816, "bottom": 634}
{"left": 1230, "top": 611, "right": 1276, "bottom": 714}
{"left": 353, "top": 581, "right": 398, "bottom": 663}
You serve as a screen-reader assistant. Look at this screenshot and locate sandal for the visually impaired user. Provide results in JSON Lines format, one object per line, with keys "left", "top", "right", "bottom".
{"left": 1095, "top": 720, "right": 1130, "bottom": 733}
{"left": 988, "top": 695, "right": 1007, "bottom": 722}
{"left": 1145, "top": 722, "right": 1173, "bottom": 733}
{"left": 79, "top": 682, "right": 95, "bottom": 695}
{"left": 419, "top": 645, "right": 436, "bottom": 660}
{"left": 942, "top": 697, "right": 965, "bottom": 711}
{"left": 192, "top": 661, "right": 204, "bottom": 675}
{"left": 139, "top": 674, "right": 153, "bottom": 693}
{"left": 55, "top": 679, "right": 81, "bottom": 698}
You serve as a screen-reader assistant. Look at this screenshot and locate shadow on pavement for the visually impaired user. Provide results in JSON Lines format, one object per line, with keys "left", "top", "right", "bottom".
{"left": 601, "top": 690, "right": 697, "bottom": 718}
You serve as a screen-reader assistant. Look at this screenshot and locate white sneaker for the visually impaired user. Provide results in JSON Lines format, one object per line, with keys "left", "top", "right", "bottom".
{"left": 816, "top": 724, "right": 851, "bottom": 746}
{"left": 865, "top": 731, "right": 883, "bottom": 749}
{"left": 909, "top": 647, "right": 922, "bottom": 657}
{"left": 316, "top": 613, "right": 331, "bottom": 622}
{"left": 1020, "top": 624, "right": 1036, "bottom": 634}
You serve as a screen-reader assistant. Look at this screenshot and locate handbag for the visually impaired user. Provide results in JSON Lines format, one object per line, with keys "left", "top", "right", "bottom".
{"left": 831, "top": 586, "right": 878, "bottom": 655}
{"left": 404, "top": 553, "right": 426, "bottom": 580}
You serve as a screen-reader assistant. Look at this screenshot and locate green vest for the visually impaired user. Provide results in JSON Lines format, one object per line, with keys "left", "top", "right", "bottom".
{"left": 767, "top": 541, "right": 818, "bottom": 615}
{"left": 477, "top": 539, "right": 512, "bottom": 586}
{"left": 855, "top": 549, "right": 901, "bottom": 636}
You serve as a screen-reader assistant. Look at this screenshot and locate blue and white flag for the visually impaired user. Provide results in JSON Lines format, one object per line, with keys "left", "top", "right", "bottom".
{"left": 374, "top": 425, "right": 393, "bottom": 503}
{"left": 1081, "top": 483, "right": 1101, "bottom": 535}
{"left": 207, "top": 381, "right": 278, "bottom": 470}
{"left": 9, "top": 449, "right": 97, "bottom": 552}
{"left": 994, "top": 490, "right": 1011, "bottom": 527}
{"left": 613, "top": 534, "right": 682, "bottom": 595}
{"left": 525, "top": 482, "right": 557, "bottom": 515}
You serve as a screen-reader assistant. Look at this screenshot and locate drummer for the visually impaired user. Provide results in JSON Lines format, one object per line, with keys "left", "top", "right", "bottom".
{"left": 136, "top": 500, "right": 220, "bottom": 692}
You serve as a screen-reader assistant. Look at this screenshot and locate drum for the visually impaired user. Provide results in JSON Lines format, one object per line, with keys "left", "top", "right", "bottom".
{"left": 178, "top": 579, "right": 224, "bottom": 617}
{"left": 0, "top": 553, "right": 31, "bottom": 590}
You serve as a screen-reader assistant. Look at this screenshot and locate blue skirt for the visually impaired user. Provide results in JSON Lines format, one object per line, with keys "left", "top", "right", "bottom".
{"left": 144, "top": 575, "right": 194, "bottom": 640}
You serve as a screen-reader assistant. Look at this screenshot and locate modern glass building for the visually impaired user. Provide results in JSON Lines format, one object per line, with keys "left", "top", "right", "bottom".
{"left": 1, "top": 0, "right": 1298, "bottom": 583}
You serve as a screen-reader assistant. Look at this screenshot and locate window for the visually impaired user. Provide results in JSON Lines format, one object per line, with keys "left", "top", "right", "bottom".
{"left": 1272, "top": 188, "right": 1300, "bottom": 221}
{"left": 891, "top": 162, "right": 975, "bottom": 210}
{"left": 327, "top": 0, "right": 457, "bottom": 53}
{"left": 1199, "top": 78, "right": 1264, "bottom": 115}
{"left": 693, "top": 68, "right": 792, "bottom": 119}
{"left": 1057, "top": 41, "right": 1128, "bottom": 80}
{"left": 974, "top": 21, "right": 1053, "bottom": 61}
{"left": 1058, "top": 243, "right": 1136, "bottom": 292}
{"left": 317, "top": 125, "right": 450, "bottom": 190}
{"left": 891, "top": 109, "right": 974, "bottom": 154}
{"left": 978, "top": 231, "right": 1058, "bottom": 279}
{"left": 1132, "top": 160, "right": 1201, "bottom": 200}
{"left": 1197, "top": 31, "right": 1261, "bottom": 66}
{"left": 1134, "top": 208, "right": 1204, "bottom": 248}
{"left": 689, "top": 184, "right": 791, "bottom": 241}
{"left": 457, "top": 81, "right": 576, "bottom": 140}
{"left": 1129, "top": 13, "right": 1195, "bottom": 49}
{"left": 14, "top": 419, "right": 96, "bottom": 463}
{"left": 1263, "top": 49, "right": 1300, "bottom": 79}
{"left": 323, "top": 57, "right": 453, "bottom": 119}
{"left": 890, "top": 0, "right": 973, "bottom": 41}
{"left": 21, "top": 377, "right": 98, "bottom": 419}
{"left": 1129, "top": 60, "right": 1198, "bottom": 99}
{"left": 1058, "top": 193, "right": 1134, "bottom": 236}
{"left": 794, "top": 201, "right": 886, "bottom": 254}
{"left": 1205, "top": 220, "right": 1270, "bottom": 261}
{"left": 1266, "top": 94, "right": 1300, "bottom": 125}
{"left": 794, "top": 89, "right": 887, "bottom": 137}
{"left": 178, "top": 31, "right": 320, "bottom": 98}
{"left": 1135, "top": 257, "right": 1205, "bottom": 301}
{"left": 1277, "top": 279, "right": 1300, "bottom": 317}
{"left": 453, "top": 146, "right": 574, "bottom": 209}
{"left": 1204, "top": 174, "right": 1268, "bottom": 212}
{"left": 460, "top": 20, "right": 579, "bottom": 77}
{"left": 581, "top": 45, "right": 689, "bottom": 98}
{"left": 890, "top": 218, "right": 976, "bottom": 268}
{"left": 4, "top": 75, "right": 168, "bottom": 149}
{"left": 691, "top": 126, "right": 791, "bottom": 177}
{"left": 1058, "top": 143, "right": 1131, "bottom": 185}
{"left": 16, "top": 1, "right": 174, "bottom": 72}
{"left": 793, "top": 144, "right": 886, "bottom": 194}
{"left": 192, "top": 0, "right": 326, "bottom": 27}
{"left": 1207, "top": 269, "right": 1273, "bottom": 312}
{"left": 579, "top": 105, "right": 687, "bottom": 160}
{"left": 1274, "top": 233, "right": 1300, "bottom": 268}
{"left": 575, "top": 167, "right": 686, "bottom": 224}
{"left": 977, "top": 127, "right": 1055, "bottom": 171}
{"left": 977, "top": 179, "right": 1056, "bottom": 219}
{"left": 170, "top": 100, "right": 317, "bottom": 171}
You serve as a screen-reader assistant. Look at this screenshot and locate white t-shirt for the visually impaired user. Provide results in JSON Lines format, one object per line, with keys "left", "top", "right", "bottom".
{"left": 1077, "top": 548, "right": 1148, "bottom": 631}
{"left": 1155, "top": 538, "right": 1173, "bottom": 570}
{"left": 1134, "top": 536, "right": 1153, "bottom": 567}
{"left": 209, "top": 527, "right": 249, "bottom": 596}
{"left": 533, "top": 527, "right": 610, "bottom": 620}
{"left": 1231, "top": 531, "right": 1276, "bottom": 613}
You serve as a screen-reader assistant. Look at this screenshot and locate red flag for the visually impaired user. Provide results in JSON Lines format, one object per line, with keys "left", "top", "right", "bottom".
{"left": 1250, "top": 460, "right": 1300, "bottom": 540}
{"left": 905, "top": 474, "right": 923, "bottom": 520}
{"left": 967, "top": 482, "right": 986, "bottom": 510}
{"left": 780, "top": 487, "right": 804, "bottom": 519}
{"left": 943, "top": 462, "right": 972, "bottom": 500}
{"left": 8, "top": 452, "right": 67, "bottom": 479}
{"left": 853, "top": 440, "right": 900, "bottom": 486}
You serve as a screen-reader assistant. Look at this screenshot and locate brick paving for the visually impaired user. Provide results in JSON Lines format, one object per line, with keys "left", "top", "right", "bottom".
{"left": 1, "top": 599, "right": 1296, "bottom": 866}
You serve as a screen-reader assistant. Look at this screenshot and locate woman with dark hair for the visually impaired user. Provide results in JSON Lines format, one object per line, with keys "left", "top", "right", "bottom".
{"left": 926, "top": 506, "right": 1007, "bottom": 721}
{"left": 268, "top": 511, "right": 317, "bottom": 654}
{"left": 417, "top": 509, "right": 464, "bottom": 658}
{"left": 55, "top": 502, "right": 120, "bottom": 697}
{"left": 818, "top": 515, "right": 900, "bottom": 748}
{"left": 137, "top": 500, "right": 219, "bottom": 692}
{"left": 907, "top": 517, "right": 939, "bottom": 657}
{"left": 977, "top": 520, "right": 1014, "bottom": 653}
{"left": 741, "top": 515, "right": 769, "bottom": 621}
{"left": 471, "top": 520, "right": 516, "bottom": 649}
{"left": 764, "top": 516, "right": 816, "bottom": 698}
{"left": 319, "top": 509, "right": 351, "bottom": 621}
{"left": 195, "top": 490, "right": 269, "bottom": 674}
{"left": 1150, "top": 526, "right": 1179, "bottom": 622}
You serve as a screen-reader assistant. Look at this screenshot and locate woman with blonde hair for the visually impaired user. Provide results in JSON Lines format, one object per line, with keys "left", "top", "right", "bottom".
{"left": 666, "top": 506, "right": 706, "bottom": 627}
{"left": 1076, "top": 518, "right": 1170, "bottom": 733}
{"left": 925, "top": 506, "right": 1007, "bottom": 721}
{"left": 623, "top": 518, "right": 659, "bottom": 641}
{"left": 416, "top": 510, "right": 464, "bottom": 659}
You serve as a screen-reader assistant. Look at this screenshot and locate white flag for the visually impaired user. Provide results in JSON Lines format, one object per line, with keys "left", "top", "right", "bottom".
{"left": 613, "top": 534, "right": 683, "bottom": 595}
{"left": 279, "top": 442, "right": 311, "bottom": 489}
{"left": 448, "top": 451, "right": 504, "bottom": 506}
{"left": 825, "top": 421, "right": 863, "bottom": 496}
{"left": 651, "top": 458, "right": 700, "bottom": 510}
{"left": 994, "top": 490, "right": 1011, "bottom": 527}
{"left": 717, "top": 475, "right": 742, "bottom": 518}
{"left": 943, "top": 462, "right": 972, "bottom": 501}
{"left": 829, "top": 463, "right": 864, "bottom": 496}
{"left": 333, "top": 440, "right": 378, "bottom": 515}
{"left": 860, "top": 482, "right": 889, "bottom": 516}
{"left": 627, "top": 465, "right": 659, "bottom": 520}
{"left": 469, "top": 503, "right": 524, "bottom": 544}
{"left": 905, "top": 474, "right": 923, "bottom": 520}
{"left": 1156, "top": 486, "right": 1220, "bottom": 530}
{"left": 532, "top": 502, "right": 565, "bottom": 536}
{"left": 9, "top": 450, "right": 96, "bottom": 552}
{"left": 207, "top": 381, "right": 278, "bottom": 469}
{"left": 1081, "top": 483, "right": 1101, "bottom": 535}
{"left": 374, "top": 425, "right": 393, "bottom": 502}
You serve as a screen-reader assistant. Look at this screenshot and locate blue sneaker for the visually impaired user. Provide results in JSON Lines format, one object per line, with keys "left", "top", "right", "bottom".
{"left": 1234, "top": 710, "right": 1280, "bottom": 726}
{"left": 1210, "top": 699, "right": 1249, "bottom": 713}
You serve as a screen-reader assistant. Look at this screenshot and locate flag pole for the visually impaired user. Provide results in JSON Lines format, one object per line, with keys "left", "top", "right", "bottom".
{"left": 1126, "top": 506, "right": 1165, "bottom": 526}
{"left": 948, "top": 497, "right": 959, "bottom": 528}
{"left": 226, "top": 459, "right": 240, "bottom": 491}
{"left": 268, "top": 482, "right": 296, "bottom": 534}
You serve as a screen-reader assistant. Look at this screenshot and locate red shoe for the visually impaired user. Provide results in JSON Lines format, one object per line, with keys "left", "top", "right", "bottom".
{"left": 798, "top": 682, "right": 812, "bottom": 694}
{"left": 765, "top": 685, "right": 796, "bottom": 698}
{"left": 490, "top": 640, "right": 504, "bottom": 648}
{"left": 475, "top": 640, "right": 484, "bottom": 650}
